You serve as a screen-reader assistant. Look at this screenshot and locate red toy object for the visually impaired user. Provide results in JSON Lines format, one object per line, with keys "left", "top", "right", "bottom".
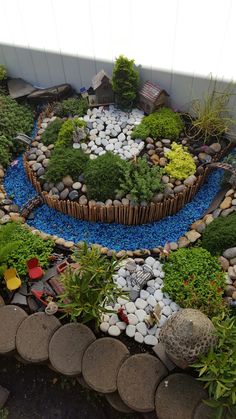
{"left": 31, "top": 289, "right": 53, "bottom": 306}
{"left": 27, "top": 258, "right": 44, "bottom": 281}
{"left": 117, "top": 307, "right": 129, "bottom": 325}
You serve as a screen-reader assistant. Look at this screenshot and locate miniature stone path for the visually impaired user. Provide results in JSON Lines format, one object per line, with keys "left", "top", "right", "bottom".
{"left": 0, "top": 305, "right": 209, "bottom": 417}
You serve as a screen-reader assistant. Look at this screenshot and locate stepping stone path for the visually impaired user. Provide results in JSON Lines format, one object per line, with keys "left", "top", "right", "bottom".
{"left": 155, "top": 373, "right": 207, "bottom": 419}
{"left": 117, "top": 354, "right": 168, "bottom": 412}
{"left": 16, "top": 313, "right": 60, "bottom": 362}
{"left": 82, "top": 337, "right": 129, "bottom": 393}
{"left": 105, "top": 391, "right": 134, "bottom": 413}
{"left": 101, "top": 257, "right": 180, "bottom": 345}
{"left": 49, "top": 323, "right": 96, "bottom": 376}
{"left": 0, "top": 305, "right": 27, "bottom": 354}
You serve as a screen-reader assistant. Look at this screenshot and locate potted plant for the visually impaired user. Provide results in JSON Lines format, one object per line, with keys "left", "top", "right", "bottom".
{"left": 0, "top": 65, "right": 7, "bottom": 92}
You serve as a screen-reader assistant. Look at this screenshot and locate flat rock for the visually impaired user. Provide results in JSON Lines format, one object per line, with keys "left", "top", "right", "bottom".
{"left": 105, "top": 391, "right": 133, "bottom": 413}
{"left": 117, "top": 354, "right": 167, "bottom": 412}
{"left": 16, "top": 313, "right": 60, "bottom": 362}
{"left": 49, "top": 323, "right": 95, "bottom": 376}
{"left": 0, "top": 305, "right": 28, "bottom": 354}
{"left": 155, "top": 373, "right": 207, "bottom": 419}
{"left": 193, "top": 402, "right": 215, "bottom": 419}
{"left": 223, "top": 247, "right": 236, "bottom": 259}
{"left": 82, "top": 337, "right": 129, "bottom": 393}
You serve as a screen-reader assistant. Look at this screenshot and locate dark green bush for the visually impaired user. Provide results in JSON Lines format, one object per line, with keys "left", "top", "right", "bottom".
{"left": 0, "top": 223, "right": 53, "bottom": 278}
{"left": 117, "top": 157, "right": 164, "bottom": 203}
{"left": 163, "top": 247, "right": 226, "bottom": 318}
{"left": 45, "top": 147, "right": 88, "bottom": 183}
{"left": 201, "top": 212, "right": 236, "bottom": 255}
{"left": 54, "top": 98, "right": 88, "bottom": 117}
{"left": 0, "top": 93, "right": 34, "bottom": 155}
{"left": 56, "top": 118, "right": 86, "bottom": 149}
{"left": 0, "top": 136, "right": 12, "bottom": 167}
{"left": 0, "top": 65, "right": 7, "bottom": 81}
{"left": 41, "top": 118, "right": 63, "bottom": 146}
{"left": 112, "top": 55, "right": 139, "bottom": 110}
{"left": 132, "top": 107, "right": 184, "bottom": 140}
{"left": 84, "top": 152, "right": 127, "bottom": 201}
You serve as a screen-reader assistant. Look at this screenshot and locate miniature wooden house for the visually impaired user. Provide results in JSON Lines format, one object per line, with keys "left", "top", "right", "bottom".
{"left": 91, "top": 70, "right": 114, "bottom": 105}
{"left": 138, "top": 81, "right": 169, "bottom": 114}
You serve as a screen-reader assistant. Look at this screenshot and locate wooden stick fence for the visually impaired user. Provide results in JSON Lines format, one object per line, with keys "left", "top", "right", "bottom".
{"left": 23, "top": 140, "right": 234, "bottom": 225}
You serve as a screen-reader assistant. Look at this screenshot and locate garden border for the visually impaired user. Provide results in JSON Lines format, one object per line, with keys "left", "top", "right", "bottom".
{"left": 23, "top": 140, "right": 233, "bottom": 225}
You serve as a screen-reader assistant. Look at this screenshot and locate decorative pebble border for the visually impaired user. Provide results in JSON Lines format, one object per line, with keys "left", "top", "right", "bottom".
{"left": 0, "top": 304, "right": 208, "bottom": 418}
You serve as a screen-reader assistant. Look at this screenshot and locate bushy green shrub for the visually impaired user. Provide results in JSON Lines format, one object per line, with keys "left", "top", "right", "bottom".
{"left": 84, "top": 152, "right": 127, "bottom": 201}
{"left": 0, "top": 223, "right": 53, "bottom": 278}
{"left": 192, "top": 314, "right": 236, "bottom": 419}
{"left": 117, "top": 157, "right": 164, "bottom": 203}
{"left": 54, "top": 98, "right": 88, "bottom": 117}
{"left": 45, "top": 147, "right": 88, "bottom": 183}
{"left": 0, "top": 93, "right": 34, "bottom": 155}
{"left": 58, "top": 242, "right": 123, "bottom": 325}
{"left": 41, "top": 118, "right": 63, "bottom": 146}
{"left": 201, "top": 212, "right": 236, "bottom": 255}
{"left": 165, "top": 142, "right": 196, "bottom": 180}
{"left": 163, "top": 247, "right": 226, "bottom": 318}
{"left": 0, "top": 136, "right": 12, "bottom": 168}
{"left": 112, "top": 55, "right": 139, "bottom": 110}
{"left": 132, "top": 107, "right": 184, "bottom": 140}
{"left": 0, "top": 65, "right": 7, "bottom": 81}
{"left": 56, "top": 118, "right": 86, "bottom": 149}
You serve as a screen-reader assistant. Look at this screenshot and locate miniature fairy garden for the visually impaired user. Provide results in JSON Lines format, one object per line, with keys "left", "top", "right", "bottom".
{"left": 1, "top": 57, "right": 236, "bottom": 418}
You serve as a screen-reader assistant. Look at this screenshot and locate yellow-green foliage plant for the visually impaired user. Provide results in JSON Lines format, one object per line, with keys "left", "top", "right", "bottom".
{"left": 165, "top": 142, "right": 196, "bottom": 180}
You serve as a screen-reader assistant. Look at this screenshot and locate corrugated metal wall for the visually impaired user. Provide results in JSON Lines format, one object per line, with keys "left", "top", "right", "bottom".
{"left": 0, "top": 0, "right": 236, "bottom": 113}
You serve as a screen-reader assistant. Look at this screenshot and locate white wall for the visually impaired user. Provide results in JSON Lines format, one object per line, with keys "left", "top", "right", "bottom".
{"left": 0, "top": 0, "right": 236, "bottom": 112}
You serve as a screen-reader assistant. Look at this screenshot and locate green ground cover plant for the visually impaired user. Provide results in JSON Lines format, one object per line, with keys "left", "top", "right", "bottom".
{"left": 41, "top": 118, "right": 64, "bottom": 146}
{"left": 165, "top": 142, "right": 196, "bottom": 180}
{"left": 192, "top": 314, "right": 236, "bottom": 419}
{"left": 163, "top": 247, "right": 226, "bottom": 318}
{"left": 117, "top": 157, "right": 163, "bottom": 203}
{"left": 54, "top": 98, "right": 88, "bottom": 117}
{"left": 201, "top": 212, "right": 236, "bottom": 255}
{"left": 0, "top": 65, "right": 7, "bottom": 81}
{"left": 45, "top": 147, "right": 88, "bottom": 183}
{"left": 112, "top": 55, "right": 139, "bottom": 110}
{"left": 0, "top": 135, "right": 12, "bottom": 168}
{"left": 55, "top": 118, "right": 86, "bottom": 149}
{"left": 0, "top": 223, "right": 53, "bottom": 278}
{"left": 58, "top": 242, "right": 123, "bottom": 325}
{"left": 84, "top": 152, "right": 127, "bottom": 201}
{"left": 131, "top": 107, "right": 184, "bottom": 140}
{"left": 0, "top": 93, "right": 33, "bottom": 156}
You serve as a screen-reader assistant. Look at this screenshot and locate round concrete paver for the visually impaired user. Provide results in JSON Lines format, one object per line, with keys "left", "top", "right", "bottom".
{"left": 82, "top": 337, "right": 129, "bottom": 393}
{"left": 117, "top": 353, "right": 167, "bottom": 413}
{"left": 155, "top": 373, "right": 207, "bottom": 419}
{"left": 0, "top": 385, "right": 10, "bottom": 409}
{"left": 76, "top": 374, "right": 92, "bottom": 390}
{"left": 0, "top": 305, "right": 27, "bottom": 354}
{"left": 193, "top": 402, "right": 215, "bottom": 419}
{"left": 0, "top": 295, "right": 5, "bottom": 307}
{"left": 105, "top": 392, "right": 133, "bottom": 413}
{"left": 16, "top": 313, "right": 60, "bottom": 363}
{"left": 49, "top": 323, "right": 96, "bottom": 376}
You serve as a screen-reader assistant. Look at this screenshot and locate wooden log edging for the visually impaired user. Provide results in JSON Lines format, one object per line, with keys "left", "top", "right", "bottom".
{"left": 23, "top": 140, "right": 233, "bottom": 225}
